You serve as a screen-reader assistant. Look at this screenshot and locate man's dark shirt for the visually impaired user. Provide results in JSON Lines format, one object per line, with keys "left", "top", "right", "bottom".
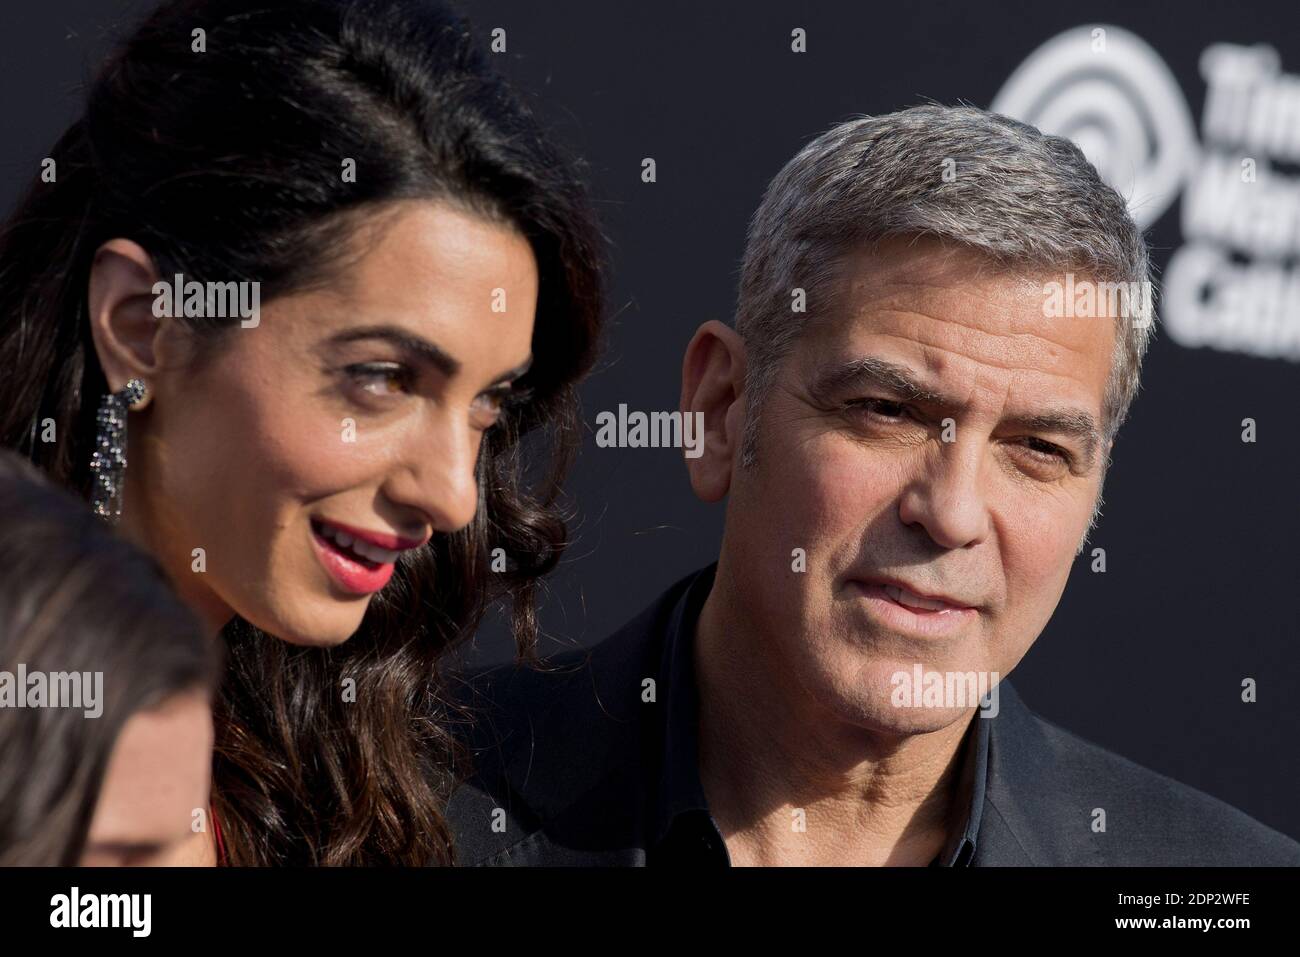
{"left": 646, "top": 564, "right": 983, "bottom": 866}
{"left": 447, "top": 565, "right": 1300, "bottom": 866}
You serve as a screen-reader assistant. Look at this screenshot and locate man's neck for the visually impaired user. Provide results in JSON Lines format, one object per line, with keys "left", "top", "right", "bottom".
{"left": 693, "top": 562, "right": 976, "bottom": 866}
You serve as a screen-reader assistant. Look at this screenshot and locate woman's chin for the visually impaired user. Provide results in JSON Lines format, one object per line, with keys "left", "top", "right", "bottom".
{"left": 247, "top": 600, "right": 368, "bottom": 648}
{"left": 278, "top": 629, "right": 359, "bottom": 649}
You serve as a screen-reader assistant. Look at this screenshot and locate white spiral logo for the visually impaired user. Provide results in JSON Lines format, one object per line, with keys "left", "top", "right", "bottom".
{"left": 991, "top": 25, "right": 1199, "bottom": 229}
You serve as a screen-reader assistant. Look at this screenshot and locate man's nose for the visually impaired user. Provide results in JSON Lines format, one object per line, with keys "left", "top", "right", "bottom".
{"left": 896, "top": 439, "right": 990, "bottom": 549}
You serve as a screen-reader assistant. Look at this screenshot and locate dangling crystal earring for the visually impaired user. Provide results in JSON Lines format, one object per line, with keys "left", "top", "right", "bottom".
{"left": 89, "top": 378, "right": 147, "bottom": 524}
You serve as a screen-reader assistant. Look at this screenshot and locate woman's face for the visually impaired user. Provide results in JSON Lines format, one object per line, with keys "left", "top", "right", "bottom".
{"left": 80, "top": 690, "right": 213, "bottom": 866}
{"left": 120, "top": 200, "right": 539, "bottom": 645}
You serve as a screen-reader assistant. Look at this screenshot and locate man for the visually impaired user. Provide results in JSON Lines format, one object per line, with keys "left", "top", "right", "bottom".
{"left": 446, "top": 105, "right": 1300, "bottom": 866}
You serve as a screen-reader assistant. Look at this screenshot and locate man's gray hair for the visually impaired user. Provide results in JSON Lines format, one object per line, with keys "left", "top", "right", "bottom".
{"left": 734, "top": 104, "right": 1155, "bottom": 493}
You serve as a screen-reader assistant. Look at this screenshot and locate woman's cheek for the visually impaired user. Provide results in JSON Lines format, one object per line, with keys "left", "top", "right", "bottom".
{"left": 237, "top": 375, "right": 371, "bottom": 494}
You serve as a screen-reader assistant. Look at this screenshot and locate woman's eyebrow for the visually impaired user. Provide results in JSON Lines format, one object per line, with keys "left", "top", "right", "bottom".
{"left": 326, "top": 324, "right": 460, "bottom": 377}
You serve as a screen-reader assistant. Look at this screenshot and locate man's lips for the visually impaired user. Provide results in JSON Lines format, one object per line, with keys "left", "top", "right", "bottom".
{"left": 850, "top": 575, "right": 977, "bottom": 612}
{"left": 847, "top": 576, "right": 979, "bottom": 638}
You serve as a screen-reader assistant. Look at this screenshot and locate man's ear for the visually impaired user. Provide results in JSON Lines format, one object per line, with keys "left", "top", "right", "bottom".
{"left": 680, "top": 320, "right": 747, "bottom": 502}
{"left": 87, "top": 239, "right": 165, "bottom": 404}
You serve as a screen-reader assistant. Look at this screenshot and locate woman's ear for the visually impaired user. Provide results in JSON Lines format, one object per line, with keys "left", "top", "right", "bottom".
{"left": 680, "top": 320, "right": 748, "bottom": 502}
{"left": 87, "top": 239, "right": 164, "bottom": 404}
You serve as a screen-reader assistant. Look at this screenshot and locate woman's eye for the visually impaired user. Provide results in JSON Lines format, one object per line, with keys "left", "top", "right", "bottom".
{"left": 471, "top": 385, "right": 533, "bottom": 430}
{"left": 346, "top": 363, "right": 414, "bottom": 398}
{"left": 471, "top": 390, "right": 508, "bottom": 429}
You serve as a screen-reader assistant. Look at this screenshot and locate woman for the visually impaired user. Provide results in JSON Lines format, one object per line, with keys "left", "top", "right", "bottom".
{"left": 0, "top": 450, "right": 219, "bottom": 866}
{"left": 0, "top": 0, "right": 604, "bottom": 864}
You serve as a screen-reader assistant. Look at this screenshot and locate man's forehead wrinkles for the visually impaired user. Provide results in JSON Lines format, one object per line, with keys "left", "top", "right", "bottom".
{"left": 831, "top": 325, "right": 1086, "bottom": 376}
{"left": 852, "top": 309, "right": 1023, "bottom": 347}
{"left": 847, "top": 294, "right": 1094, "bottom": 341}
{"left": 844, "top": 284, "right": 1016, "bottom": 319}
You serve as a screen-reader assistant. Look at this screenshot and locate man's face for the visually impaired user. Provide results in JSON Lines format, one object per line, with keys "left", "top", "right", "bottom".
{"left": 721, "top": 238, "right": 1116, "bottom": 735}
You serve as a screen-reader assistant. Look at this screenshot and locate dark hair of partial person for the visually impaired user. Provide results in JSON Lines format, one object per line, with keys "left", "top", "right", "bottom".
{"left": 0, "top": 450, "right": 219, "bottom": 867}
{"left": 0, "top": 0, "right": 606, "bottom": 864}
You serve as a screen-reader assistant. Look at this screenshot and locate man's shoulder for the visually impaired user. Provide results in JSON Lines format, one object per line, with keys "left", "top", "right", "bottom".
{"left": 445, "top": 571, "right": 700, "bottom": 865}
{"left": 990, "top": 684, "right": 1300, "bottom": 866}
{"left": 442, "top": 586, "right": 1300, "bottom": 868}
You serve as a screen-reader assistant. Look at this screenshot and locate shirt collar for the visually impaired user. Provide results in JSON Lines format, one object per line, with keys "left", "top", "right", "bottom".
{"left": 653, "top": 564, "right": 717, "bottom": 846}
{"left": 652, "top": 563, "right": 991, "bottom": 866}
{"left": 935, "top": 695, "right": 990, "bottom": 866}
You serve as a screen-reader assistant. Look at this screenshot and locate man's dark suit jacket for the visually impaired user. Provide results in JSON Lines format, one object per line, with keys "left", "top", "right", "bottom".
{"left": 446, "top": 566, "right": 1300, "bottom": 866}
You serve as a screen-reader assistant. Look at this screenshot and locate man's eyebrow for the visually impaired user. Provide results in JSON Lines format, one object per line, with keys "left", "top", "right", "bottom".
{"left": 810, "top": 356, "right": 953, "bottom": 406}
{"left": 326, "top": 325, "right": 460, "bottom": 378}
{"left": 1002, "top": 409, "right": 1102, "bottom": 466}
{"left": 811, "top": 355, "right": 1102, "bottom": 467}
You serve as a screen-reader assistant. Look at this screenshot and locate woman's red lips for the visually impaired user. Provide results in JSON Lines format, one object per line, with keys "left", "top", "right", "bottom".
{"left": 309, "top": 518, "right": 425, "bottom": 596}
{"left": 312, "top": 519, "right": 425, "bottom": 551}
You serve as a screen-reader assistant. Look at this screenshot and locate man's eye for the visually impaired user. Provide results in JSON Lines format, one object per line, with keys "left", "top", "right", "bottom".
{"left": 1020, "top": 437, "right": 1071, "bottom": 463}
{"left": 346, "top": 363, "right": 414, "bottom": 397}
{"left": 846, "top": 398, "right": 908, "bottom": 421}
{"left": 844, "top": 400, "right": 1074, "bottom": 470}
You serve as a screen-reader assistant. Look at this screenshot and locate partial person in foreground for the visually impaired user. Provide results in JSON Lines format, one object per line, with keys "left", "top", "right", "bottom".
{"left": 0, "top": 450, "right": 218, "bottom": 866}
{"left": 447, "top": 104, "right": 1300, "bottom": 866}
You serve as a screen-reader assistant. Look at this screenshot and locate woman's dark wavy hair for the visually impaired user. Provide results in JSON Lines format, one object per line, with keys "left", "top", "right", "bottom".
{"left": 0, "top": 0, "right": 605, "bottom": 865}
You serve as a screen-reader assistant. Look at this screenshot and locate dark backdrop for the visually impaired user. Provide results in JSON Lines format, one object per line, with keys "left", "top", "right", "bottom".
{"left": 2, "top": 0, "right": 1296, "bottom": 842}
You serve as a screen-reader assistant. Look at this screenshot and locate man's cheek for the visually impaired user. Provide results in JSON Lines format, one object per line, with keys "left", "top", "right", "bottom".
{"left": 764, "top": 478, "right": 847, "bottom": 560}
{"left": 1005, "top": 546, "right": 1074, "bottom": 645}
{"left": 803, "top": 454, "right": 899, "bottom": 537}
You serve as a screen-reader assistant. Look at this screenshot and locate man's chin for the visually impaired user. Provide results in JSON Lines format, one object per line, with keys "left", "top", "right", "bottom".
{"left": 836, "top": 696, "right": 976, "bottom": 738}
{"left": 825, "top": 658, "right": 997, "bottom": 734}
